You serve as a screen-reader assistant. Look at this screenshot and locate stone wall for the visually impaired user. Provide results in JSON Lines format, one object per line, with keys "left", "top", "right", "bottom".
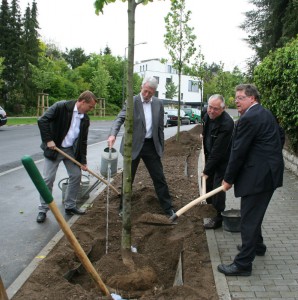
{"left": 283, "top": 149, "right": 298, "bottom": 176}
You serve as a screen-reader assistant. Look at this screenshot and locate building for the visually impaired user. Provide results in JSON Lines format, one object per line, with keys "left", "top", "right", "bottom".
{"left": 134, "top": 58, "right": 203, "bottom": 107}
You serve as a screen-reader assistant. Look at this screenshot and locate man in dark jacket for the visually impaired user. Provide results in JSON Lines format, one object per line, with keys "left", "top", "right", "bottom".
{"left": 202, "top": 94, "right": 234, "bottom": 229}
{"left": 218, "top": 84, "right": 284, "bottom": 276}
{"left": 36, "top": 91, "right": 97, "bottom": 223}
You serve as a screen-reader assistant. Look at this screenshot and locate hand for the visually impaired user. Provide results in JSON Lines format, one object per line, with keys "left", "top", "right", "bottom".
{"left": 201, "top": 173, "right": 208, "bottom": 180}
{"left": 107, "top": 136, "right": 116, "bottom": 148}
{"left": 222, "top": 180, "right": 232, "bottom": 191}
{"left": 81, "top": 164, "right": 88, "bottom": 171}
{"left": 47, "top": 141, "right": 56, "bottom": 150}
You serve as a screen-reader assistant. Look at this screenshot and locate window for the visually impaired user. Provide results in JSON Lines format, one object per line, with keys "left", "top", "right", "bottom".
{"left": 166, "top": 77, "right": 172, "bottom": 84}
{"left": 188, "top": 80, "right": 199, "bottom": 92}
{"left": 167, "top": 65, "right": 172, "bottom": 73}
{"left": 154, "top": 76, "right": 159, "bottom": 84}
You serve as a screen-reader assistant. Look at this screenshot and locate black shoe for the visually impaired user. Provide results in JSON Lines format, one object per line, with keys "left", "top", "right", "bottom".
{"left": 36, "top": 212, "right": 46, "bottom": 223}
{"left": 165, "top": 209, "right": 175, "bottom": 217}
{"left": 204, "top": 218, "right": 222, "bottom": 229}
{"left": 237, "top": 244, "right": 266, "bottom": 256}
{"left": 65, "top": 207, "right": 86, "bottom": 215}
{"left": 217, "top": 263, "right": 251, "bottom": 276}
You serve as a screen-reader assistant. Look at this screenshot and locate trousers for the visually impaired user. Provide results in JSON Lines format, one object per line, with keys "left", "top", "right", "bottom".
{"left": 39, "top": 147, "right": 81, "bottom": 212}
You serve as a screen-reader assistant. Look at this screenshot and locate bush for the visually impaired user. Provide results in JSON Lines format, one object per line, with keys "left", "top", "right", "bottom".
{"left": 254, "top": 37, "right": 298, "bottom": 153}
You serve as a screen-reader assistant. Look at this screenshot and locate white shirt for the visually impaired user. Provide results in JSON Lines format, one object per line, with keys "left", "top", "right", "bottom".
{"left": 141, "top": 95, "right": 152, "bottom": 139}
{"left": 61, "top": 104, "right": 84, "bottom": 147}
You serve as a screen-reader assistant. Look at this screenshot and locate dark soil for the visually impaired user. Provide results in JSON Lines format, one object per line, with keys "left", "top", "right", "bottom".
{"left": 12, "top": 125, "right": 219, "bottom": 300}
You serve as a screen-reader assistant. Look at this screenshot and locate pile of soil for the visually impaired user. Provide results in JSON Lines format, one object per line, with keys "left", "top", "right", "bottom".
{"left": 12, "top": 125, "right": 219, "bottom": 300}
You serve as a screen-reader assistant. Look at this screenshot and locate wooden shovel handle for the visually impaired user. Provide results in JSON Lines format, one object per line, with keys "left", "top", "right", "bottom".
{"left": 49, "top": 202, "right": 112, "bottom": 298}
{"left": 200, "top": 134, "right": 206, "bottom": 195}
{"left": 170, "top": 186, "right": 225, "bottom": 222}
{"left": 55, "top": 147, "right": 120, "bottom": 196}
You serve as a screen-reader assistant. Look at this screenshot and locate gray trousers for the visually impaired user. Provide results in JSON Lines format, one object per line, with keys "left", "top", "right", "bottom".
{"left": 39, "top": 147, "right": 81, "bottom": 212}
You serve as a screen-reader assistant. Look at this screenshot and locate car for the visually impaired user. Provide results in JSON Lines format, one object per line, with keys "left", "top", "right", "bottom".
{"left": 164, "top": 108, "right": 190, "bottom": 127}
{"left": 182, "top": 108, "right": 201, "bottom": 124}
{"left": 0, "top": 106, "right": 7, "bottom": 126}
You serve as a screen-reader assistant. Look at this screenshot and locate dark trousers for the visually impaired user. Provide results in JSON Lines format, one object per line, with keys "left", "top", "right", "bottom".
{"left": 206, "top": 170, "right": 226, "bottom": 216}
{"left": 234, "top": 189, "right": 274, "bottom": 270}
{"left": 121, "top": 138, "right": 173, "bottom": 214}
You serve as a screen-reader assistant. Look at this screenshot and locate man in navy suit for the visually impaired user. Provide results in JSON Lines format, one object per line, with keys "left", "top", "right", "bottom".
{"left": 107, "top": 77, "right": 174, "bottom": 217}
{"left": 218, "top": 84, "right": 284, "bottom": 276}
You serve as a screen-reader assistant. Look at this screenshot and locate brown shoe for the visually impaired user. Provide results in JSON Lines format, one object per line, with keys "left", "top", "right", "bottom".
{"left": 204, "top": 218, "right": 222, "bottom": 229}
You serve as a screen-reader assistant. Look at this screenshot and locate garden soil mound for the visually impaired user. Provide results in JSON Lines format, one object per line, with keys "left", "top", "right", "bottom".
{"left": 12, "top": 125, "right": 219, "bottom": 300}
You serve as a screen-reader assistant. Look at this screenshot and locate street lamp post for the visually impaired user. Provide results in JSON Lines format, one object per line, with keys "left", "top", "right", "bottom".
{"left": 122, "top": 42, "right": 147, "bottom": 104}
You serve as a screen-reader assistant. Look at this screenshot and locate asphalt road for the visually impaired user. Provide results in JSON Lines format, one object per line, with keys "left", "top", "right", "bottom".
{"left": 0, "top": 120, "right": 117, "bottom": 173}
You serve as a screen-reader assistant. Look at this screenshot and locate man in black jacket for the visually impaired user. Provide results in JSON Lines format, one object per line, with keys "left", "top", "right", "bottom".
{"left": 36, "top": 91, "right": 97, "bottom": 223}
{"left": 202, "top": 94, "right": 234, "bottom": 229}
{"left": 218, "top": 84, "right": 284, "bottom": 276}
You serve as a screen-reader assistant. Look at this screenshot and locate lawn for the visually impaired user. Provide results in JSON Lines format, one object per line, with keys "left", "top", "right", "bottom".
{"left": 7, "top": 115, "right": 116, "bottom": 126}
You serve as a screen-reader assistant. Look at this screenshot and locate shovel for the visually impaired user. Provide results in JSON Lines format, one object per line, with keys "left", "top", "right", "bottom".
{"left": 54, "top": 147, "right": 120, "bottom": 196}
{"left": 198, "top": 135, "right": 207, "bottom": 196}
{"left": 169, "top": 186, "right": 225, "bottom": 222}
{"left": 21, "top": 155, "right": 112, "bottom": 299}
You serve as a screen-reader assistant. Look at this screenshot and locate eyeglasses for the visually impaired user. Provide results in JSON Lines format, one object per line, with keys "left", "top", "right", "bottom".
{"left": 235, "top": 96, "right": 249, "bottom": 101}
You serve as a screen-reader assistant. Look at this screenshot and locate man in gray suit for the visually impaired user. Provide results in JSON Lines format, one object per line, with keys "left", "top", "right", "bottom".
{"left": 107, "top": 77, "right": 174, "bottom": 217}
{"left": 218, "top": 84, "right": 284, "bottom": 276}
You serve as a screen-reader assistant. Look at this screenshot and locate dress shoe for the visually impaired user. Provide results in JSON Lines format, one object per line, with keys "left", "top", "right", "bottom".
{"left": 165, "top": 209, "right": 175, "bottom": 218}
{"left": 217, "top": 263, "right": 251, "bottom": 276}
{"left": 65, "top": 207, "right": 86, "bottom": 215}
{"left": 36, "top": 212, "right": 46, "bottom": 223}
{"left": 204, "top": 217, "right": 222, "bottom": 229}
{"left": 237, "top": 244, "right": 266, "bottom": 256}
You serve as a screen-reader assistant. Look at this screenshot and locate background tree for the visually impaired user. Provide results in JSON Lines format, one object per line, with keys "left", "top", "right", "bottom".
{"left": 165, "top": 76, "right": 178, "bottom": 99}
{"left": 164, "top": 0, "right": 196, "bottom": 141}
{"left": 241, "top": 0, "right": 298, "bottom": 74}
{"left": 22, "top": 0, "right": 41, "bottom": 107}
{"left": 0, "top": 57, "right": 4, "bottom": 90}
{"left": 62, "top": 47, "right": 90, "bottom": 69}
{"left": 0, "top": 0, "right": 14, "bottom": 106}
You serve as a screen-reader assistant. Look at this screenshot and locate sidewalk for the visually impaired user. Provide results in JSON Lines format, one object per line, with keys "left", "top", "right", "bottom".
{"left": 207, "top": 168, "right": 298, "bottom": 300}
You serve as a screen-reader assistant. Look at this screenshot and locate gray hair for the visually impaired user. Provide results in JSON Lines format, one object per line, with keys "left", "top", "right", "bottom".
{"left": 208, "top": 94, "right": 225, "bottom": 108}
{"left": 142, "top": 76, "right": 158, "bottom": 90}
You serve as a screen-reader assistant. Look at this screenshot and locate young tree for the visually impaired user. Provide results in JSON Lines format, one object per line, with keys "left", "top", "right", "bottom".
{"left": 94, "top": 0, "right": 159, "bottom": 264}
{"left": 164, "top": 0, "right": 196, "bottom": 141}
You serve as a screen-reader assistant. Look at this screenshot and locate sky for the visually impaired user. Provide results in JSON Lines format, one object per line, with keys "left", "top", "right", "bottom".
{"left": 18, "top": 0, "right": 254, "bottom": 72}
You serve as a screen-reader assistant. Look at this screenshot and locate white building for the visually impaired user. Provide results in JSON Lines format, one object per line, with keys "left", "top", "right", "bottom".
{"left": 134, "top": 58, "right": 203, "bottom": 107}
